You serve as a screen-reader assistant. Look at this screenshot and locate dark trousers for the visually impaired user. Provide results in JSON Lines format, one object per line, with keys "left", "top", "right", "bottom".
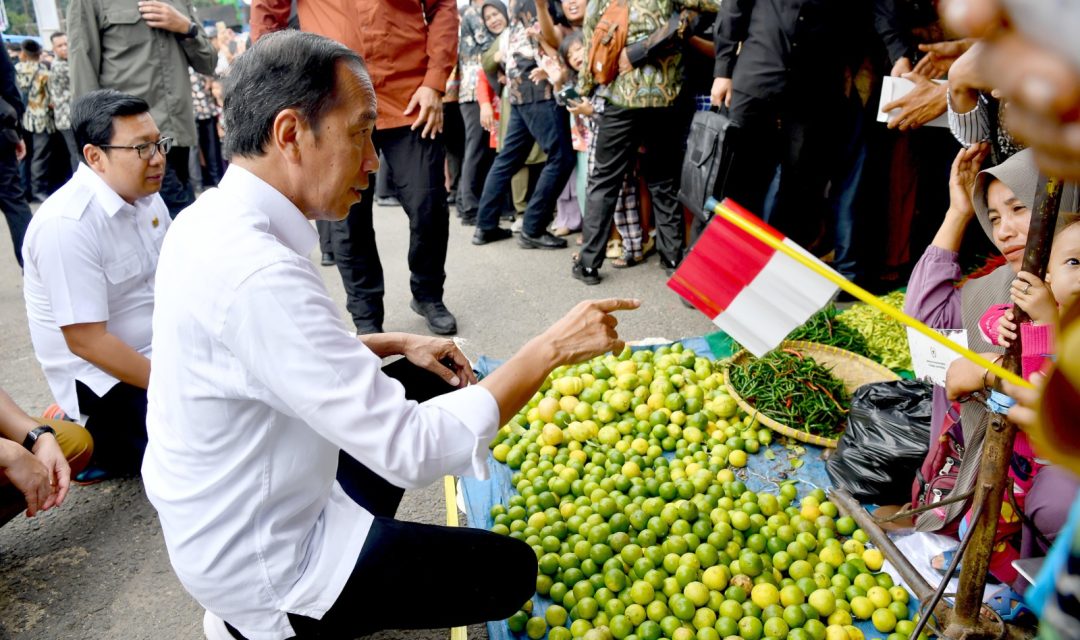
{"left": 161, "top": 146, "right": 195, "bottom": 218}
{"left": 196, "top": 118, "right": 224, "bottom": 187}
{"left": 444, "top": 101, "right": 465, "bottom": 204}
{"left": 316, "top": 220, "right": 333, "bottom": 255}
{"left": 329, "top": 126, "right": 449, "bottom": 333}
{"left": 581, "top": 104, "right": 685, "bottom": 270}
{"left": 75, "top": 380, "right": 148, "bottom": 476}
{"left": 476, "top": 99, "right": 575, "bottom": 237}
{"left": 0, "top": 144, "right": 32, "bottom": 267}
{"left": 225, "top": 359, "right": 537, "bottom": 640}
{"left": 60, "top": 128, "right": 80, "bottom": 172}
{"left": 724, "top": 89, "right": 836, "bottom": 249}
{"left": 457, "top": 102, "right": 494, "bottom": 217}
{"left": 20, "top": 131, "right": 53, "bottom": 200}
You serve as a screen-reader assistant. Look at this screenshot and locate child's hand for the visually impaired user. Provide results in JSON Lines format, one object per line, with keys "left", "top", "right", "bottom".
{"left": 996, "top": 308, "right": 1017, "bottom": 348}
{"left": 1011, "top": 271, "right": 1058, "bottom": 325}
{"left": 529, "top": 67, "right": 549, "bottom": 84}
{"left": 946, "top": 357, "right": 990, "bottom": 400}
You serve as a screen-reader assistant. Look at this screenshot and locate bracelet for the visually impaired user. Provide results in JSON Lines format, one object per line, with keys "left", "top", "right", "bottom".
{"left": 982, "top": 355, "right": 1004, "bottom": 390}
{"left": 22, "top": 425, "right": 56, "bottom": 451}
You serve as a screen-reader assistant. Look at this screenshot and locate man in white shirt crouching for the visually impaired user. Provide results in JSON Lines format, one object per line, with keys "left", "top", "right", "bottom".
{"left": 143, "top": 30, "right": 640, "bottom": 640}
{"left": 22, "top": 90, "right": 171, "bottom": 479}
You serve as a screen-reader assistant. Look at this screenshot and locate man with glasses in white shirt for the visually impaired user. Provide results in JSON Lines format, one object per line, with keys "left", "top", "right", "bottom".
{"left": 143, "top": 31, "right": 640, "bottom": 640}
{"left": 22, "top": 89, "right": 171, "bottom": 481}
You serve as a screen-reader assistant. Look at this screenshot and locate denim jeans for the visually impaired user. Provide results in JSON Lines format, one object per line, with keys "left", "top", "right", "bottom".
{"left": 476, "top": 99, "right": 575, "bottom": 237}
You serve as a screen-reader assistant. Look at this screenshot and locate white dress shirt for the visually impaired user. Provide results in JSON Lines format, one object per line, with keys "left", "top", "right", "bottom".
{"left": 22, "top": 163, "right": 170, "bottom": 417}
{"left": 142, "top": 166, "right": 500, "bottom": 640}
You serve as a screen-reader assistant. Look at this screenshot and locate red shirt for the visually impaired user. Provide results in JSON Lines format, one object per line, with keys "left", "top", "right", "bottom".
{"left": 251, "top": 0, "right": 459, "bottom": 130}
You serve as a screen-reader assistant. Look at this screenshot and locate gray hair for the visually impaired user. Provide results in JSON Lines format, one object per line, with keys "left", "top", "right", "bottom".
{"left": 222, "top": 30, "right": 369, "bottom": 159}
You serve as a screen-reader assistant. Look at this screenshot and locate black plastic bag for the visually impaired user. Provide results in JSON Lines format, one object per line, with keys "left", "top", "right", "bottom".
{"left": 826, "top": 380, "right": 933, "bottom": 504}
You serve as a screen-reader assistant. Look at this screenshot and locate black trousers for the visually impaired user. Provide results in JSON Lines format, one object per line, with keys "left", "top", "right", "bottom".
{"left": 723, "top": 89, "right": 837, "bottom": 249}
{"left": 60, "top": 128, "right": 80, "bottom": 173}
{"left": 160, "top": 146, "right": 195, "bottom": 218}
{"left": 580, "top": 104, "right": 685, "bottom": 270}
{"left": 225, "top": 359, "right": 537, "bottom": 639}
{"left": 75, "top": 380, "right": 148, "bottom": 476}
{"left": 444, "top": 101, "right": 465, "bottom": 204}
{"left": 196, "top": 118, "right": 225, "bottom": 187}
{"left": 458, "top": 102, "right": 495, "bottom": 218}
{"left": 316, "top": 220, "right": 333, "bottom": 255}
{"left": 0, "top": 143, "right": 32, "bottom": 268}
{"left": 329, "top": 126, "right": 450, "bottom": 333}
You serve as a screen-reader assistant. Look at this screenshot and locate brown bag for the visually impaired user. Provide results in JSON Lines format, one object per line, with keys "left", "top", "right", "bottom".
{"left": 587, "top": 0, "right": 629, "bottom": 86}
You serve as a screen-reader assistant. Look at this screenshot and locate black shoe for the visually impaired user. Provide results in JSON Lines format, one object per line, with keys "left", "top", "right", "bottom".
{"left": 572, "top": 262, "right": 602, "bottom": 285}
{"left": 356, "top": 324, "right": 384, "bottom": 335}
{"left": 660, "top": 259, "right": 679, "bottom": 277}
{"left": 410, "top": 299, "right": 458, "bottom": 335}
{"left": 472, "top": 226, "right": 513, "bottom": 245}
{"left": 460, "top": 214, "right": 478, "bottom": 226}
{"left": 375, "top": 196, "right": 400, "bottom": 207}
{"left": 519, "top": 231, "right": 568, "bottom": 250}
{"left": 320, "top": 252, "right": 335, "bottom": 266}
{"left": 502, "top": 212, "right": 518, "bottom": 223}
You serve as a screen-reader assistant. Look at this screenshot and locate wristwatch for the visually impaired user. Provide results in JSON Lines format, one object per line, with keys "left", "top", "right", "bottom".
{"left": 182, "top": 21, "right": 199, "bottom": 39}
{"left": 22, "top": 425, "right": 56, "bottom": 452}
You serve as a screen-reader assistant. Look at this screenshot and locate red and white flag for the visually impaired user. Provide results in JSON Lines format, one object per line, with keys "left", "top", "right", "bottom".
{"left": 668, "top": 199, "right": 838, "bottom": 356}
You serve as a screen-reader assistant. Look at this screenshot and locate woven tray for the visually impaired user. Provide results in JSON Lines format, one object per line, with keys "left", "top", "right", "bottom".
{"left": 722, "top": 340, "right": 900, "bottom": 448}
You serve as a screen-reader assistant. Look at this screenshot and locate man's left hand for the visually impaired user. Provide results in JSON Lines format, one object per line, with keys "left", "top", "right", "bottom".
{"left": 402, "top": 336, "right": 477, "bottom": 388}
{"left": 404, "top": 86, "right": 444, "bottom": 139}
{"left": 882, "top": 73, "right": 947, "bottom": 131}
{"left": 138, "top": 0, "right": 193, "bottom": 34}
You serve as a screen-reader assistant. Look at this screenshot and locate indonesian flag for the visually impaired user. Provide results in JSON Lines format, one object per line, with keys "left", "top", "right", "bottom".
{"left": 668, "top": 199, "right": 839, "bottom": 356}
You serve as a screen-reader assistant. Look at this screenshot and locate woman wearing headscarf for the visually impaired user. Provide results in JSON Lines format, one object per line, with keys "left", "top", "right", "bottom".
{"left": 905, "top": 146, "right": 1080, "bottom": 598}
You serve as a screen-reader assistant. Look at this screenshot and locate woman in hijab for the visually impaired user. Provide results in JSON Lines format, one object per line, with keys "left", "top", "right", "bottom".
{"left": 905, "top": 145, "right": 1080, "bottom": 598}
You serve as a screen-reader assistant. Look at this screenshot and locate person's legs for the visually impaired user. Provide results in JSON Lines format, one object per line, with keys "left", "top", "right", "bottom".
{"left": 286, "top": 516, "right": 537, "bottom": 637}
{"left": 378, "top": 127, "right": 451, "bottom": 307}
{"left": 772, "top": 105, "right": 835, "bottom": 250}
{"left": 580, "top": 105, "right": 640, "bottom": 270}
{"left": 75, "top": 380, "right": 148, "bottom": 476}
{"left": 639, "top": 107, "right": 686, "bottom": 268}
{"left": 197, "top": 118, "right": 224, "bottom": 187}
{"left": 42, "top": 417, "right": 94, "bottom": 477}
{"left": 518, "top": 100, "right": 575, "bottom": 238}
{"left": 0, "top": 144, "right": 32, "bottom": 268}
{"left": 160, "top": 146, "right": 196, "bottom": 218}
{"left": 443, "top": 101, "right": 465, "bottom": 206}
{"left": 60, "top": 128, "right": 80, "bottom": 172}
{"left": 722, "top": 91, "right": 779, "bottom": 222}
{"left": 330, "top": 183, "right": 385, "bottom": 334}
{"left": 475, "top": 108, "right": 536, "bottom": 231}
{"left": 30, "top": 131, "right": 52, "bottom": 200}
{"left": 316, "top": 220, "right": 334, "bottom": 260}
{"left": 458, "top": 101, "right": 493, "bottom": 221}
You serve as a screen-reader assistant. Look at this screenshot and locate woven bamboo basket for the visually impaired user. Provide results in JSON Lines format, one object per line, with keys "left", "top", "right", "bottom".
{"left": 722, "top": 340, "right": 900, "bottom": 448}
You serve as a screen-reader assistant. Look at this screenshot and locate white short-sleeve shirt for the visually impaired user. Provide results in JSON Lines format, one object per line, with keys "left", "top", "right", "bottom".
{"left": 142, "top": 166, "right": 500, "bottom": 640}
{"left": 22, "top": 163, "right": 170, "bottom": 417}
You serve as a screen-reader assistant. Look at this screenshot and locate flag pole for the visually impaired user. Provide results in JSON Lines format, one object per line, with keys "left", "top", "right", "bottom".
{"left": 705, "top": 198, "right": 1031, "bottom": 390}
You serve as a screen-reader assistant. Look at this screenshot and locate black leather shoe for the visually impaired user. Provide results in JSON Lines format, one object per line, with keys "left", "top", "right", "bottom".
{"left": 460, "top": 214, "right": 478, "bottom": 226}
{"left": 472, "top": 227, "right": 512, "bottom": 245}
{"left": 410, "top": 299, "right": 458, "bottom": 335}
{"left": 519, "top": 231, "right": 568, "bottom": 249}
{"left": 572, "top": 262, "right": 602, "bottom": 285}
{"left": 320, "top": 252, "right": 335, "bottom": 266}
{"left": 660, "top": 259, "right": 680, "bottom": 277}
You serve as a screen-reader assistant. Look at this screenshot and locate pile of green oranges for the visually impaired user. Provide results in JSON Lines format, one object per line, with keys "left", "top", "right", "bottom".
{"left": 487, "top": 345, "right": 925, "bottom": 640}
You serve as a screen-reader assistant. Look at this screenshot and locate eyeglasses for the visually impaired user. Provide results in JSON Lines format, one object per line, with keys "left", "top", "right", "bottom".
{"left": 98, "top": 137, "right": 174, "bottom": 160}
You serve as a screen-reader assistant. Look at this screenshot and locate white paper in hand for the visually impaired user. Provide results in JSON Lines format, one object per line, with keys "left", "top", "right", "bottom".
{"left": 907, "top": 327, "right": 968, "bottom": 387}
{"left": 878, "top": 76, "right": 949, "bottom": 128}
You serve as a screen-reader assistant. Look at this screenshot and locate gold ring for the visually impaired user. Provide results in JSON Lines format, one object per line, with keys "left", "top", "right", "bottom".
{"left": 1023, "top": 284, "right": 1031, "bottom": 295}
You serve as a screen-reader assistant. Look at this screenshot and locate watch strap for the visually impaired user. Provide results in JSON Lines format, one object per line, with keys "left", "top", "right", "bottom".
{"left": 22, "top": 425, "right": 56, "bottom": 451}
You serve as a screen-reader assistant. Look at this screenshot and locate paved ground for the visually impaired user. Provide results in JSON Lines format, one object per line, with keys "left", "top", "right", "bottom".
{"left": 0, "top": 201, "right": 715, "bottom": 639}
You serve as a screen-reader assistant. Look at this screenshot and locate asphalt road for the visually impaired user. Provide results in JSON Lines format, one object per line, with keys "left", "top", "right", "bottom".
{"left": 0, "top": 200, "right": 715, "bottom": 640}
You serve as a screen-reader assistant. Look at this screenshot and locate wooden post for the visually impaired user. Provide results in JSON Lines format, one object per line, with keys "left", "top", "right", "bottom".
{"left": 946, "top": 176, "right": 1063, "bottom": 637}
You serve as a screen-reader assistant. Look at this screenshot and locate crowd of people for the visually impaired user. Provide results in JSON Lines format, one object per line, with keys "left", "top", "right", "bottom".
{"left": 0, "top": 0, "right": 1079, "bottom": 638}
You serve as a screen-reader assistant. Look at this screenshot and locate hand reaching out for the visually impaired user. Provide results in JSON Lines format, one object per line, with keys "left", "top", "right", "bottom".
{"left": 882, "top": 73, "right": 948, "bottom": 130}
{"left": 912, "top": 40, "right": 975, "bottom": 79}
{"left": 401, "top": 335, "right": 477, "bottom": 388}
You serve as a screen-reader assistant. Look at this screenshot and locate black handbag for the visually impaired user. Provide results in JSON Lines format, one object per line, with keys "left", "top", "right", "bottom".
{"left": 678, "top": 108, "right": 733, "bottom": 222}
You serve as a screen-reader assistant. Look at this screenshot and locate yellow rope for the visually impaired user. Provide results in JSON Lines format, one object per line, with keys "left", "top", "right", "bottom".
{"left": 706, "top": 198, "right": 1032, "bottom": 389}
{"left": 444, "top": 476, "right": 467, "bottom": 640}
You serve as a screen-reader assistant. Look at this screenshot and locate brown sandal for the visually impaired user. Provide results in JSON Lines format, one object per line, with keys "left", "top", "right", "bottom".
{"left": 611, "top": 254, "right": 645, "bottom": 269}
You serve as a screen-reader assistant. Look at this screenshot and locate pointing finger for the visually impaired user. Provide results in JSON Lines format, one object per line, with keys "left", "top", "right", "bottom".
{"left": 592, "top": 298, "right": 642, "bottom": 313}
